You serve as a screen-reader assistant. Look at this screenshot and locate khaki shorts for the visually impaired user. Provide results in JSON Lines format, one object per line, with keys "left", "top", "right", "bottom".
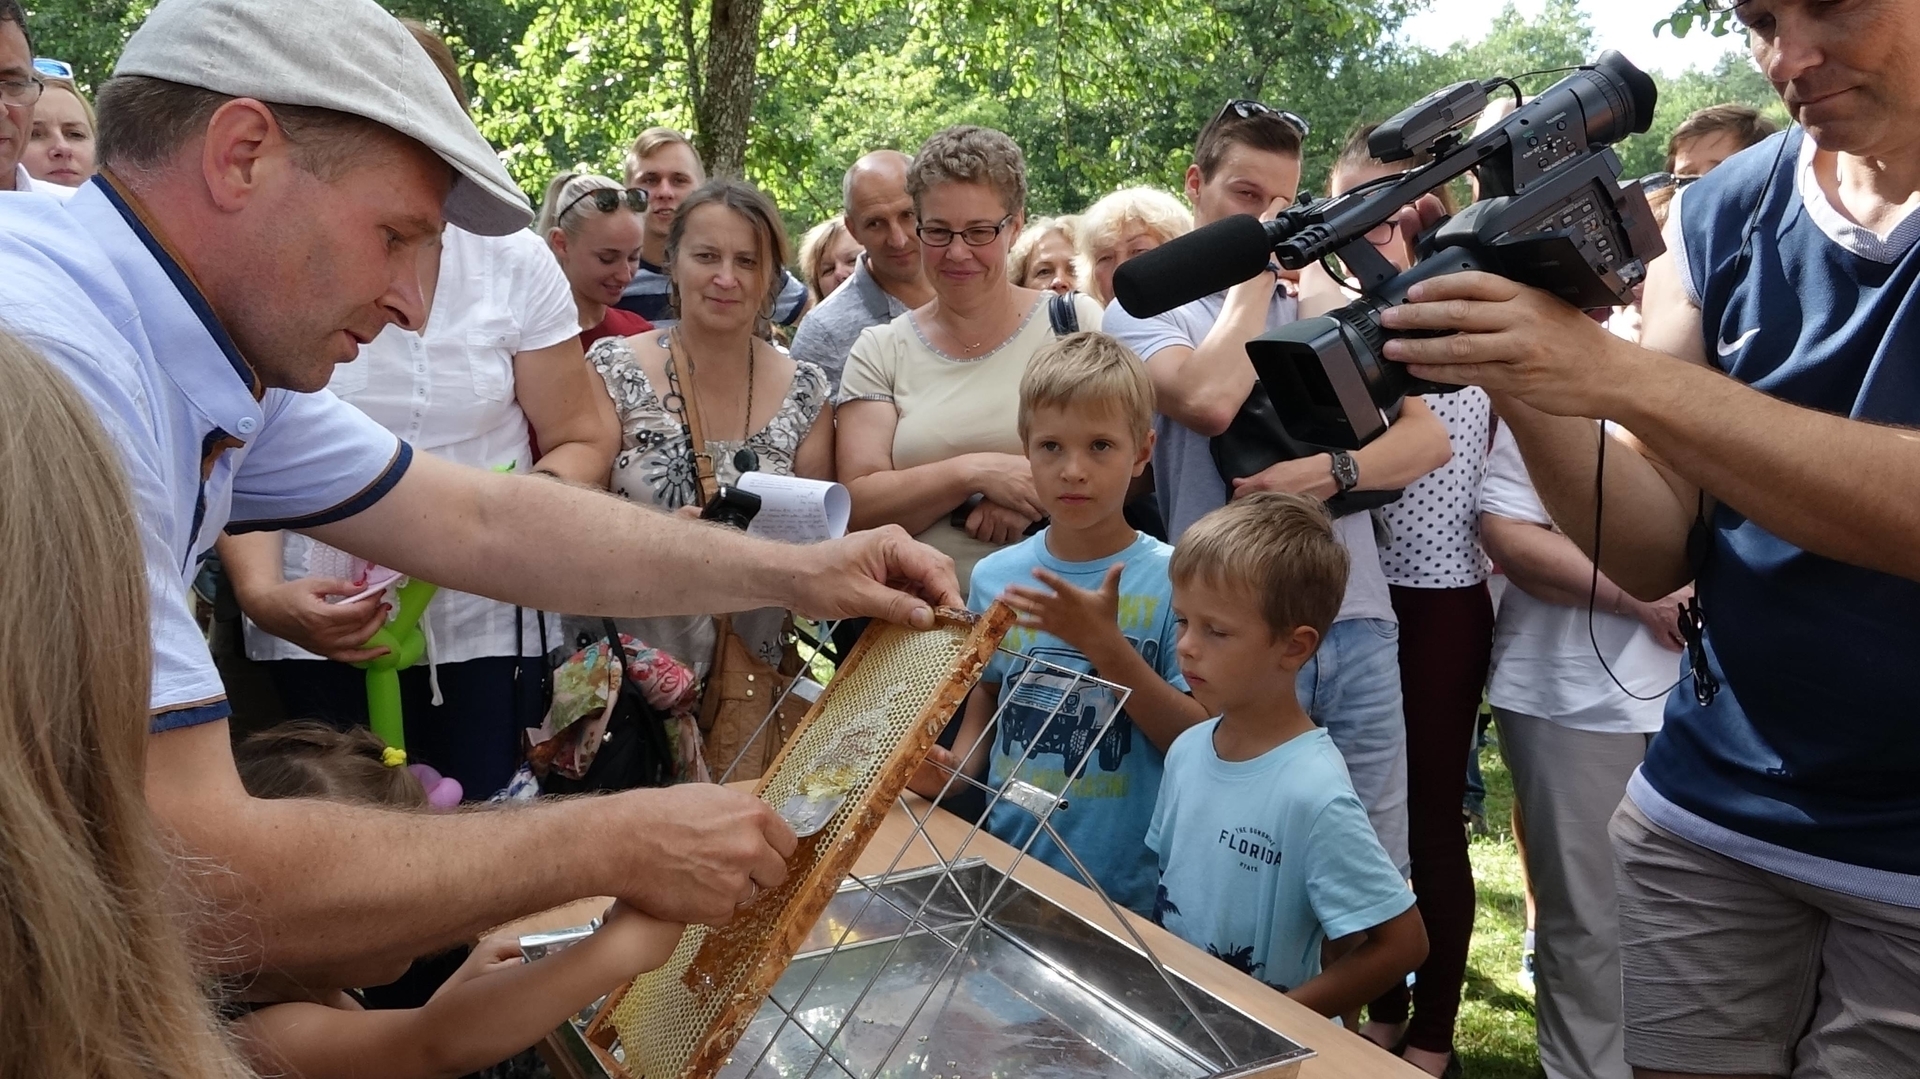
{"left": 1610, "top": 798, "right": 1920, "bottom": 1077}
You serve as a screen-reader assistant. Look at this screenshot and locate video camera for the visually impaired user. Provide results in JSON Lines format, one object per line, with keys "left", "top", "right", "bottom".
{"left": 1113, "top": 51, "right": 1664, "bottom": 449}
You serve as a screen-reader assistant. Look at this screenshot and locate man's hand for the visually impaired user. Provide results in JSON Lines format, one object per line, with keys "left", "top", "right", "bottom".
{"left": 1231, "top": 454, "right": 1339, "bottom": 502}
{"left": 612, "top": 785, "right": 798, "bottom": 925}
{"left": 1378, "top": 271, "right": 1653, "bottom": 417}
{"left": 1001, "top": 565, "right": 1124, "bottom": 657}
{"left": 787, "top": 525, "right": 963, "bottom": 630}
{"left": 907, "top": 745, "right": 961, "bottom": 800}
{"left": 965, "top": 500, "right": 1037, "bottom": 546}
{"left": 238, "top": 577, "right": 391, "bottom": 662}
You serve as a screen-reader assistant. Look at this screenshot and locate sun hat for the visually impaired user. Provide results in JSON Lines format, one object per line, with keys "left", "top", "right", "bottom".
{"left": 113, "top": 0, "right": 530, "bottom": 235}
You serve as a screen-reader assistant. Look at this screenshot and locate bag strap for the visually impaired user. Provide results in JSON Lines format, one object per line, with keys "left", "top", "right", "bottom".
{"left": 1048, "top": 291, "right": 1080, "bottom": 336}
{"left": 666, "top": 331, "right": 719, "bottom": 507}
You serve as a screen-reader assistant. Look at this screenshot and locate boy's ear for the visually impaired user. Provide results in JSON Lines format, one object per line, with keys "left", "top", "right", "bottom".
{"left": 1133, "top": 428, "right": 1156, "bottom": 475}
{"left": 1280, "top": 625, "right": 1320, "bottom": 668}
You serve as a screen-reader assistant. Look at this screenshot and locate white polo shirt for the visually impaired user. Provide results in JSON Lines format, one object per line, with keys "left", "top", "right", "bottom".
{"left": 0, "top": 176, "right": 411, "bottom": 731}
{"left": 244, "top": 226, "right": 580, "bottom": 664}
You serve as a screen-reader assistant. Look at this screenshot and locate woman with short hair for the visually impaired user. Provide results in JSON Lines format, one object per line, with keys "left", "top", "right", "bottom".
{"left": 539, "top": 170, "right": 653, "bottom": 348}
{"left": 22, "top": 70, "right": 96, "bottom": 187}
{"left": 1075, "top": 186, "right": 1192, "bottom": 306}
{"left": 836, "top": 125, "right": 1103, "bottom": 591}
{"left": 1008, "top": 215, "right": 1080, "bottom": 295}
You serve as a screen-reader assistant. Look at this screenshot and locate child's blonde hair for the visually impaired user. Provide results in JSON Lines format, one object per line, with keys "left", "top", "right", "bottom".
{"left": 0, "top": 330, "right": 252, "bottom": 1079}
{"left": 1017, "top": 331, "right": 1156, "bottom": 445}
{"left": 1170, "top": 492, "right": 1349, "bottom": 640}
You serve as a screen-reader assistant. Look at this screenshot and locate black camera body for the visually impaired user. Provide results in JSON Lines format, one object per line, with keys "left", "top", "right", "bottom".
{"left": 1116, "top": 51, "right": 1664, "bottom": 451}
{"left": 1254, "top": 51, "right": 1663, "bottom": 449}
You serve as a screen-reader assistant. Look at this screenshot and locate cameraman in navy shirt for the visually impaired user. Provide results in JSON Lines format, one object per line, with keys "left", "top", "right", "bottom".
{"left": 1381, "top": 3, "right": 1920, "bottom": 1076}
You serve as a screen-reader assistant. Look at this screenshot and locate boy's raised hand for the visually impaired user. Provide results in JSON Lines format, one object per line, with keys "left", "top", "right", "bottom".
{"left": 1002, "top": 565, "right": 1125, "bottom": 655}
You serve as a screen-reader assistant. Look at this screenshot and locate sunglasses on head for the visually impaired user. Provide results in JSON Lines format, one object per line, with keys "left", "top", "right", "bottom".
{"left": 560, "top": 186, "right": 649, "bottom": 220}
{"left": 33, "top": 58, "right": 74, "bottom": 80}
{"left": 1216, "top": 99, "right": 1311, "bottom": 139}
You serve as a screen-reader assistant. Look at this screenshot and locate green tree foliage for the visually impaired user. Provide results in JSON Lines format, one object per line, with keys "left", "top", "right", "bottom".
{"left": 27, "top": 0, "right": 1785, "bottom": 234}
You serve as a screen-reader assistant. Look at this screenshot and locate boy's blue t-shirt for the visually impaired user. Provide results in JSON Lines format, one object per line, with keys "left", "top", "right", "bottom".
{"left": 967, "top": 530, "right": 1187, "bottom": 915}
{"left": 1146, "top": 722, "right": 1414, "bottom": 993}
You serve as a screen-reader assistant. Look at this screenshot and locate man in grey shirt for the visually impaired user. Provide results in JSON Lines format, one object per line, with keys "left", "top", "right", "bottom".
{"left": 1105, "top": 101, "right": 1450, "bottom": 875}
{"left": 790, "top": 149, "right": 934, "bottom": 387}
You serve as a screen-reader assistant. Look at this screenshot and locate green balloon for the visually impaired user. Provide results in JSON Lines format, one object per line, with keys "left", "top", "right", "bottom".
{"left": 352, "top": 576, "right": 440, "bottom": 754}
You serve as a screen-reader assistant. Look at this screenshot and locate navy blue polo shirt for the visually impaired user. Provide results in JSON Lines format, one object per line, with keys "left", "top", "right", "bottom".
{"left": 1630, "top": 129, "right": 1920, "bottom": 904}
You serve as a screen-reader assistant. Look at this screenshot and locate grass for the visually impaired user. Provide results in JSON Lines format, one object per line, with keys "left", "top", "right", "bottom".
{"left": 1455, "top": 726, "right": 1546, "bottom": 1079}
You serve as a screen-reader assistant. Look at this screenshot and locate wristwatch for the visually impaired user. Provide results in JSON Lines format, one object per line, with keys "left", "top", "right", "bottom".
{"left": 1328, "top": 449, "right": 1360, "bottom": 494}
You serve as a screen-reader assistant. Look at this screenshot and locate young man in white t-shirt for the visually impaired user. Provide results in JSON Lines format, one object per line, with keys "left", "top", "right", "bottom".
{"left": 1104, "top": 101, "right": 1451, "bottom": 878}
{"left": 1480, "top": 424, "right": 1690, "bottom": 1079}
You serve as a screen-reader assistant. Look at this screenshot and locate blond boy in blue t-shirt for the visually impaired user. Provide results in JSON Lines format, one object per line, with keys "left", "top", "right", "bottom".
{"left": 1150, "top": 492, "right": 1427, "bottom": 1019}
{"left": 911, "top": 332, "right": 1208, "bottom": 914}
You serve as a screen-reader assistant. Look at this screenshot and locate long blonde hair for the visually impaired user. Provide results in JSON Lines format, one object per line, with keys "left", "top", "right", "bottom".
{"left": 0, "top": 330, "right": 250, "bottom": 1079}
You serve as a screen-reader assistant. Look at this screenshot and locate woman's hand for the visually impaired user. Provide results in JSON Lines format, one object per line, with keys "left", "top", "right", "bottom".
{"left": 1630, "top": 584, "right": 1693, "bottom": 652}
{"left": 969, "top": 453, "right": 1045, "bottom": 520}
{"left": 965, "top": 500, "right": 1038, "bottom": 545}
{"left": 240, "top": 578, "right": 393, "bottom": 663}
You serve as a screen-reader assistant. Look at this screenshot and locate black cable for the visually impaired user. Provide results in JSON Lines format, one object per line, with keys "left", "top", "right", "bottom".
{"left": 1585, "top": 422, "right": 1690, "bottom": 702}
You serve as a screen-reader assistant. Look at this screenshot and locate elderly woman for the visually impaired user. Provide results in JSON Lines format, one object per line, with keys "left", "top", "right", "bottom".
{"left": 1008, "top": 215, "right": 1080, "bottom": 295}
{"left": 836, "top": 126, "right": 1103, "bottom": 592}
{"left": 21, "top": 70, "right": 95, "bottom": 187}
{"left": 798, "top": 215, "right": 862, "bottom": 303}
{"left": 539, "top": 170, "right": 653, "bottom": 348}
{"left": 1075, "top": 186, "right": 1192, "bottom": 306}
{"left": 572, "top": 178, "right": 833, "bottom": 677}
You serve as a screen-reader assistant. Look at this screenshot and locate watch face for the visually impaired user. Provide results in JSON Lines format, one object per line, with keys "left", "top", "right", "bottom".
{"left": 1331, "top": 451, "right": 1358, "bottom": 490}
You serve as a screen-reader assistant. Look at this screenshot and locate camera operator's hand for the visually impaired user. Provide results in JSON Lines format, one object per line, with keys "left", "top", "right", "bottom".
{"left": 1377, "top": 271, "right": 1647, "bottom": 417}
{"left": 1231, "top": 455, "right": 1339, "bottom": 502}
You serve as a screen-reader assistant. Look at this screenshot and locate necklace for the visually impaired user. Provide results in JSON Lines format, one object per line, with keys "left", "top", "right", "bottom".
{"left": 667, "top": 329, "right": 755, "bottom": 441}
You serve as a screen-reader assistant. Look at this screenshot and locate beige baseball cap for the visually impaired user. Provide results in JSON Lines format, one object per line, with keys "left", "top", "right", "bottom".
{"left": 113, "top": 0, "right": 531, "bottom": 235}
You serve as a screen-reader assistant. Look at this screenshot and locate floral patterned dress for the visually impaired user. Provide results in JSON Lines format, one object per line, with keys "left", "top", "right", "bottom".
{"left": 564, "top": 331, "right": 830, "bottom": 673}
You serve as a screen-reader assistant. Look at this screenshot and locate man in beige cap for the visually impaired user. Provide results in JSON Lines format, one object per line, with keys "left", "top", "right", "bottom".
{"left": 0, "top": 0, "right": 958, "bottom": 983}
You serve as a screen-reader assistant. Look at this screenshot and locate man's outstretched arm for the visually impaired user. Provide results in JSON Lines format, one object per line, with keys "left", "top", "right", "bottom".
{"left": 304, "top": 452, "right": 963, "bottom": 627}
{"left": 148, "top": 718, "right": 794, "bottom": 981}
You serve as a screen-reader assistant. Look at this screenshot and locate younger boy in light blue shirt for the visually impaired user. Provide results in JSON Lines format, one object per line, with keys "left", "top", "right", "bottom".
{"left": 915, "top": 332, "right": 1208, "bottom": 915}
{"left": 1148, "top": 493, "right": 1427, "bottom": 1019}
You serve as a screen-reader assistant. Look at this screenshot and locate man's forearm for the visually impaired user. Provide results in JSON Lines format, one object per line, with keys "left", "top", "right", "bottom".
{"left": 1497, "top": 392, "right": 1698, "bottom": 600}
{"left": 1608, "top": 352, "right": 1920, "bottom": 586}
{"left": 306, "top": 454, "right": 809, "bottom": 619}
{"left": 1152, "top": 279, "right": 1274, "bottom": 435}
{"left": 1352, "top": 397, "right": 1451, "bottom": 490}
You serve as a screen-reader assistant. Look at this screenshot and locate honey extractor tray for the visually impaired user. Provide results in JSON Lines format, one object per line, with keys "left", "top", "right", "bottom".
{"left": 706, "top": 859, "right": 1314, "bottom": 1079}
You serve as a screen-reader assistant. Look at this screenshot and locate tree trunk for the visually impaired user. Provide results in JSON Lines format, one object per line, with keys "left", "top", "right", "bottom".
{"left": 694, "top": 0, "right": 766, "bottom": 177}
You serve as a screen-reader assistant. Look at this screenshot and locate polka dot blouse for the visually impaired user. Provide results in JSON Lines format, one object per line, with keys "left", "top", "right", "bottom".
{"left": 1380, "top": 388, "right": 1493, "bottom": 589}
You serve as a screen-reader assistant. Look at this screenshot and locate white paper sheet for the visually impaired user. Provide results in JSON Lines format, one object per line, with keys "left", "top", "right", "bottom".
{"left": 735, "top": 472, "right": 850, "bottom": 544}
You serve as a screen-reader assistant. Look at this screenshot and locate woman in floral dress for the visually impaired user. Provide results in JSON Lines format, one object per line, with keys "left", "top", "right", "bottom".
{"left": 567, "top": 179, "right": 833, "bottom": 674}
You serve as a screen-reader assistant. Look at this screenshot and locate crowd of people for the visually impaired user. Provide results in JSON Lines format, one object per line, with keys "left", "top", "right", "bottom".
{"left": 4, "top": 1, "right": 1918, "bottom": 1078}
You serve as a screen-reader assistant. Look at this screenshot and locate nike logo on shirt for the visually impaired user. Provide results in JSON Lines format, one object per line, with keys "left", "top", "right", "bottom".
{"left": 1718, "top": 328, "right": 1760, "bottom": 357}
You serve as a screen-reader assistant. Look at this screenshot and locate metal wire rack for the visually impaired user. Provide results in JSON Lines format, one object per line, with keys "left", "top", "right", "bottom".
{"left": 587, "top": 617, "right": 1296, "bottom": 1079}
